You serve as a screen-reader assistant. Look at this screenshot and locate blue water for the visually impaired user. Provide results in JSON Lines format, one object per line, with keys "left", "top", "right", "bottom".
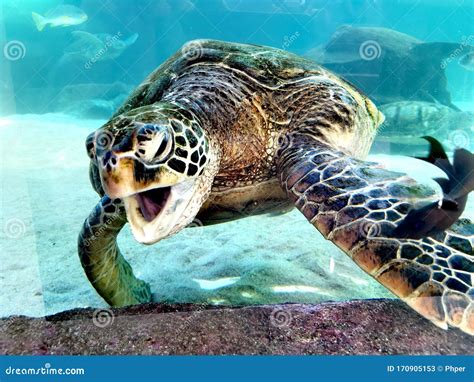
{"left": 0, "top": 0, "right": 473, "bottom": 317}
{"left": 2, "top": 0, "right": 473, "bottom": 114}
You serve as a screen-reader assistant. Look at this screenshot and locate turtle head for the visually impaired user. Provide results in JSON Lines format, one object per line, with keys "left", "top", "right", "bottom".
{"left": 86, "top": 104, "right": 218, "bottom": 244}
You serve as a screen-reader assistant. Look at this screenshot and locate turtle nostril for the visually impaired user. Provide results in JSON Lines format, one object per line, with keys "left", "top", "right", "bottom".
{"left": 102, "top": 152, "right": 111, "bottom": 166}
{"left": 102, "top": 152, "right": 118, "bottom": 170}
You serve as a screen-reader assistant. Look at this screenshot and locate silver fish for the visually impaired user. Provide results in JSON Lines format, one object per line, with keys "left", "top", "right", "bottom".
{"left": 31, "top": 5, "right": 87, "bottom": 31}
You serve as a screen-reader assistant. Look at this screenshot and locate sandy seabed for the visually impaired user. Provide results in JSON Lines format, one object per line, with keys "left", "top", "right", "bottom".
{"left": 0, "top": 113, "right": 472, "bottom": 318}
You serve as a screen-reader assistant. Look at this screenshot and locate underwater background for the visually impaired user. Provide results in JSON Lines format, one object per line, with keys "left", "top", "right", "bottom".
{"left": 0, "top": 0, "right": 473, "bottom": 317}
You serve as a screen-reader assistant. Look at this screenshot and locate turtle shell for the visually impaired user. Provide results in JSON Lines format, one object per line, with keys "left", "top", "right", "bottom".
{"left": 114, "top": 39, "right": 331, "bottom": 117}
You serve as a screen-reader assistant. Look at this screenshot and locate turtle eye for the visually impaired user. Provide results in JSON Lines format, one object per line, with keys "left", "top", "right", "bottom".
{"left": 136, "top": 124, "right": 173, "bottom": 164}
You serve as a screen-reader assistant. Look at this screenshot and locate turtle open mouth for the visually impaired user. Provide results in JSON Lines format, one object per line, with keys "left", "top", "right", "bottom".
{"left": 123, "top": 179, "right": 197, "bottom": 245}
{"left": 135, "top": 186, "right": 171, "bottom": 222}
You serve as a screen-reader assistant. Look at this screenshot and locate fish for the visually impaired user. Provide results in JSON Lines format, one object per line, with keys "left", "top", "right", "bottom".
{"left": 459, "top": 52, "right": 474, "bottom": 71}
{"left": 31, "top": 5, "right": 87, "bottom": 31}
{"left": 393, "top": 136, "right": 474, "bottom": 239}
{"left": 64, "top": 31, "right": 139, "bottom": 62}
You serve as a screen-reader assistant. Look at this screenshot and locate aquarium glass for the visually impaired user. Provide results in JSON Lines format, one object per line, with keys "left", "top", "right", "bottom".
{"left": 1, "top": 0, "right": 473, "bottom": 320}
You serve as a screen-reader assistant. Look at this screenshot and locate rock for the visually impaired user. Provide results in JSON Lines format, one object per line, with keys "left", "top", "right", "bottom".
{"left": 53, "top": 82, "right": 132, "bottom": 118}
{"left": 307, "top": 25, "right": 473, "bottom": 109}
{"left": 372, "top": 101, "right": 474, "bottom": 155}
{"left": 1, "top": 299, "right": 472, "bottom": 355}
{"left": 66, "top": 99, "right": 115, "bottom": 119}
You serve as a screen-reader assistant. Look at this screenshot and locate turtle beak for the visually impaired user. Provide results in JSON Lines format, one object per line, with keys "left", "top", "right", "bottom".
{"left": 123, "top": 179, "right": 197, "bottom": 244}
{"left": 97, "top": 149, "right": 181, "bottom": 200}
{"left": 96, "top": 147, "right": 199, "bottom": 244}
{"left": 98, "top": 154, "right": 138, "bottom": 199}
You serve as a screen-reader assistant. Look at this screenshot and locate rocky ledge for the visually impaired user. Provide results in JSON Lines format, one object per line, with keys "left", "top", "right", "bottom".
{"left": 0, "top": 299, "right": 472, "bottom": 355}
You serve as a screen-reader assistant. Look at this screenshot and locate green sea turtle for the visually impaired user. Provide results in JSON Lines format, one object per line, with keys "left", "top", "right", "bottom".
{"left": 307, "top": 26, "right": 474, "bottom": 109}
{"left": 79, "top": 40, "right": 474, "bottom": 335}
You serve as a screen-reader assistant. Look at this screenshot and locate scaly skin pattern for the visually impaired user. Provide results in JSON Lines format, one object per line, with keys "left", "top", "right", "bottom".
{"left": 78, "top": 197, "right": 151, "bottom": 306}
{"left": 79, "top": 40, "right": 473, "bottom": 334}
{"left": 278, "top": 133, "right": 474, "bottom": 334}
{"left": 112, "top": 40, "right": 382, "bottom": 192}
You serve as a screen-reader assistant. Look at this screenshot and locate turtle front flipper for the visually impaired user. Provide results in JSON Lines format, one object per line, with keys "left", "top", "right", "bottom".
{"left": 277, "top": 134, "right": 474, "bottom": 335}
{"left": 78, "top": 196, "right": 152, "bottom": 306}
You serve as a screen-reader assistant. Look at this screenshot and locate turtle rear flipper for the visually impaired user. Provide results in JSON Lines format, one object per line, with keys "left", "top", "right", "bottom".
{"left": 277, "top": 133, "right": 474, "bottom": 335}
